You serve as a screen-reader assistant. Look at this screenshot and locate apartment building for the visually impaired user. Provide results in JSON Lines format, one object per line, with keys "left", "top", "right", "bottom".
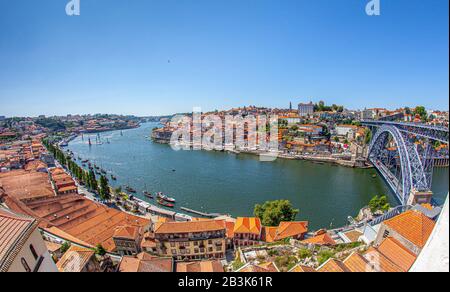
{"left": 233, "top": 217, "right": 263, "bottom": 247}
{"left": 298, "top": 102, "right": 315, "bottom": 117}
{"left": 112, "top": 225, "right": 143, "bottom": 256}
{"left": 152, "top": 220, "right": 227, "bottom": 261}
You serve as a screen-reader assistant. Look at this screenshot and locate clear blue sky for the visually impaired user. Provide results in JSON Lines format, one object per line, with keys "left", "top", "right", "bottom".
{"left": 0, "top": 0, "right": 448, "bottom": 117}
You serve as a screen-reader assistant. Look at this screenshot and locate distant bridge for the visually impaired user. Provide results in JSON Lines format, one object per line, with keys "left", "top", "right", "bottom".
{"left": 361, "top": 120, "right": 449, "bottom": 205}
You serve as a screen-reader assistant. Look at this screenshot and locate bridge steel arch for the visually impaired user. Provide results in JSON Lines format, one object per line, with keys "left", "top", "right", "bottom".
{"left": 368, "top": 125, "right": 430, "bottom": 205}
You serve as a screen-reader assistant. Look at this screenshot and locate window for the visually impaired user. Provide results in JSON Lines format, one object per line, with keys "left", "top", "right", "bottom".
{"left": 21, "top": 258, "right": 31, "bottom": 272}
{"left": 383, "top": 230, "right": 390, "bottom": 238}
{"left": 30, "top": 244, "right": 39, "bottom": 260}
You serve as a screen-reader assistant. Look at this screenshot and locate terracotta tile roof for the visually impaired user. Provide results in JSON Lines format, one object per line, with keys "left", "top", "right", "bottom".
{"left": 0, "top": 207, "right": 38, "bottom": 272}
{"left": 343, "top": 252, "right": 373, "bottom": 272}
{"left": 177, "top": 260, "right": 224, "bottom": 272}
{"left": 262, "top": 227, "right": 278, "bottom": 243}
{"left": 154, "top": 220, "right": 226, "bottom": 234}
{"left": 317, "top": 259, "right": 350, "bottom": 272}
{"left": 24, "top": 160, "right": 47, "bottom": 171}
{"left": 57, "top": 186, "right": 78, "bottom": 193}
{"left": 118, "top": 253, "right": 173, "bottom": 272}
{"left": 274, "top": 221, "right": 308, "bottom": 241}
{"left": 44, "top": 227, "right": 94, "bottom": 248}
{"left": 225, "top": 221, "right": 235, "bottom": 239}
{"left": 5, "top": 194, "right": 148, "bottom": 252}
{"left": 56, "top": 245, "right": 95, "bottom": 272}
{"left": 289, "top": 264, "right": 316, "bottom": 272}
{"left": 0, "top": 170, "right": 55, "bottom": 201}
{"left": 301, "top": 232, "right": 336, "bottom": 246}
{"left": 342, "top": 230, "right": 363, "bottom": 242}
{"left": 237, "top": 262, "right": 279, "bottom": 272}
{"left": 383, "top": 210, "right": 435, "bottom": 248}
{"left": 44, "top": 241, "right": 62, "bottom": 253}
{"left": 377, "top": 237, "right": 417, "bottom": 272}
{"left": 234, "top": 217, "right": 262, "bottom": 235}
{"left": 113, "top": 226, "right": 140, "bottom": 240}
{"left": 363, "top": 247, "right": 403, "bottom": 272}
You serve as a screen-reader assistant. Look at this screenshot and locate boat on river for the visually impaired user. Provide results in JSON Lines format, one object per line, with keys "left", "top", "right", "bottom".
{"left": 125, "top": 186, "right": 137, "bottom": 193}
{"left": 143, "top": 191, "right": 153, "bottom": 199}
{"left": 157, "top": 199, "right": 174, "bottom": 208}
{"left": 157, "top": 193, "right": 176, "bottom": 203}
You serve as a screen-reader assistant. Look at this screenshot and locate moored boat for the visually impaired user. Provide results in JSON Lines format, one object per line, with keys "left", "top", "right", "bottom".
{"left": 125, "top": 186, "right": 137, "bottom": 193}
{"left": 157, "top": 193, "right": 176, "bottom": 203}
{"left": 157, "top": 199, "right": 174, "bottom": 208}
{"left": 143, "top": 191, "right": 153, "bottom": 199}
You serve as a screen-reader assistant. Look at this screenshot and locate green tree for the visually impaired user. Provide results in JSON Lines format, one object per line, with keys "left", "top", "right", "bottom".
{"left": 298, "top": 248, "right": 313, "bottom": 260}
{"left": 60, "top": 242, "right": 71, "bottom": 254}
{"left": 414, "top": 106, "right": 428, "bottom": 122}
{"left": 94, "top": 244, "right": 107, "bottom": 256}
{"left": 368, "top": 195, "right": 390, "bottom": 213}
{"left": 254, "top": 200, "right": 299, "bottom": 227}
{"left": 99, "top": 175, "right": 111, "bottom": 201}
{"left": 317, "top": 250, "right": 335, "bottom": 266}
{"left": 88, "top": 170, "right": 98, "bottom": 192}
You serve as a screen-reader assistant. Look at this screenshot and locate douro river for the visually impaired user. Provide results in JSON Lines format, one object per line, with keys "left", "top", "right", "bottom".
{"left": 68, "top": 122, "right": 449, "bottom": 229}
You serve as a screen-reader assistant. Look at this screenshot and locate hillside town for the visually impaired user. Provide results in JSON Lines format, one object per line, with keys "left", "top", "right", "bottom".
{"left": 152, "top": 102, "right": 449, "bottom": 168}
{"left": 0, "top": 102, "right": 448, "bottom": 273}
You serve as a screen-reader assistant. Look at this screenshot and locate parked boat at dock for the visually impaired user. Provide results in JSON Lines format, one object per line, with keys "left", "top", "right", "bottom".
{"left": 157, "top": 199, "right": 174, "bottom": 208}
{"left": 157, "top": 193, "right": 176, "bottom": 203}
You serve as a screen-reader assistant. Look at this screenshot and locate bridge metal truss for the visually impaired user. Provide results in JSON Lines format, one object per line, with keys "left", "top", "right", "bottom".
{"left": 368, "top": 125, "right": 432, "bottom": 205}
{"left": 362, "top": 120, "right": 449, "bottom": 144}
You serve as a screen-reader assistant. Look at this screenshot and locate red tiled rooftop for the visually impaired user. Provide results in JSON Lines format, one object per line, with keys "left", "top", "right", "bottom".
{"left": 0, "top": 170, "right": 55, "bottom": 201}
{"left": 154, "top": 220, "right": 226, "bottom": 234}
{"left": 177, "top": 260, "right": 224, "bottom": 272}
{"left": 383, "top": 210, "right": 435, "bottom": 248}
{"left": 234, "top": 217, "right": 262, "bottom": 235}
{"left": 0, "top": 208, "right": 37, "bottom": 271}
{"left": 377, "top": 237, "right": 417, "bottom": 272}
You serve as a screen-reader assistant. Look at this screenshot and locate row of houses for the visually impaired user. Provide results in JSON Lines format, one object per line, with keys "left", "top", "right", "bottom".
{"left": 49, "top": 168, "right": 78, "bottom": 195}
{"left": 108, "top": 216, "right": 309, "bottom": 263}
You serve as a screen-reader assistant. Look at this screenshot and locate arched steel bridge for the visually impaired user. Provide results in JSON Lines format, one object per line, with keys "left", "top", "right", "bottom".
{"left": 361, "top": 120, "right": 449, "bottom": 205}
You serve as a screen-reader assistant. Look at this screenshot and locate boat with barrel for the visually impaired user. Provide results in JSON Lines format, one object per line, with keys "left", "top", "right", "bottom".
{"left": 157, "top": 199, "right": 174, "bottom": 208}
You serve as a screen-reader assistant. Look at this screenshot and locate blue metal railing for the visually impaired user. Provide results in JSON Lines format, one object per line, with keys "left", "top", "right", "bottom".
{"left": 369, "top": 205, "right": 411, "bottom": 226}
